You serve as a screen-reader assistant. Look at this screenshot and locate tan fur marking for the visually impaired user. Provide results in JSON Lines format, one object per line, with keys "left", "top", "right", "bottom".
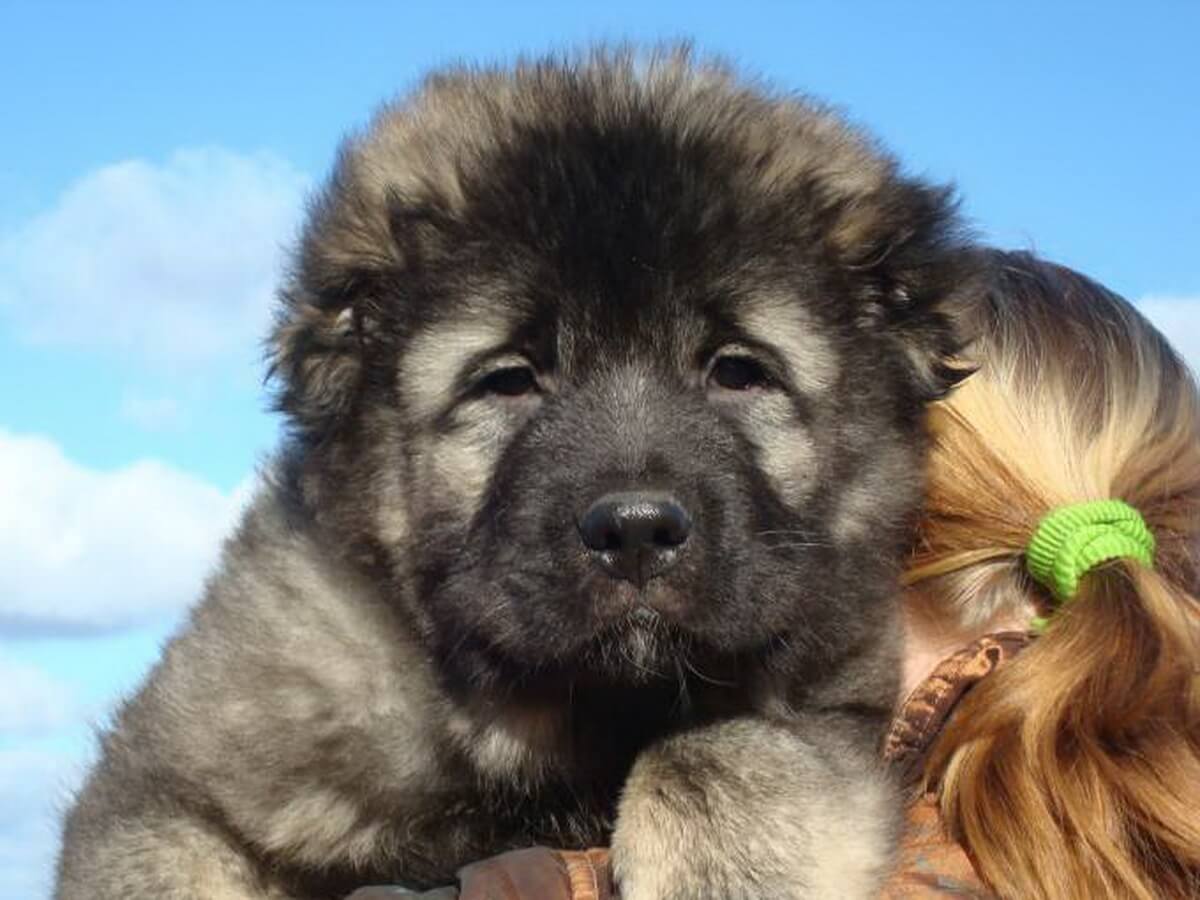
{"left": 739, "top": 297, "right": 839, "bottom": 396}
{"left": 755, "top": 424, "right": 818, "bottom": 507}
{"left": 260, "top": 789, "right": 385, "bottom": 867}
{"left": 448, "top": 704, "right": 564, "bottom": 783}
{"left": 401, "top": 314, "right": 515, "bottom": 423}
{"left": 833, "top": 443, "right": 913, "bottom": 544}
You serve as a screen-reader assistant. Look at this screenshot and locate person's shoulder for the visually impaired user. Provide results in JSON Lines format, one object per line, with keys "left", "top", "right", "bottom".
{"left": 880, "top": 793, "right": 993, "bottom": 899}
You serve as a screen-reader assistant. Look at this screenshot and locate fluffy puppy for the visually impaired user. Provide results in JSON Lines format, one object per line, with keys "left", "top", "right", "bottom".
{"left": 57, "top": 48, "right": 976, "bottom": 900}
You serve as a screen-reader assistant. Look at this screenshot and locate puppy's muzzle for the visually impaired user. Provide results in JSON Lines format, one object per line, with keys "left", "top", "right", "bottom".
{"left": 578, "top": 491, "right": 691, "bottom": 587}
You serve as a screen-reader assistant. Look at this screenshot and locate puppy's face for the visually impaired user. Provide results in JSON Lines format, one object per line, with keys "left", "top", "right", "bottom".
{"left": 399, "top": 263, "right": 840, "bottom": 687}
{"left": 272, "top": 56, "right": 974, "bottom": 691}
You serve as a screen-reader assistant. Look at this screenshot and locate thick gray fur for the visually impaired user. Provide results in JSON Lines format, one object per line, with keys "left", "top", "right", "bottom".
{"left": 57, "top": 47, "right": 977, "bottom": 900}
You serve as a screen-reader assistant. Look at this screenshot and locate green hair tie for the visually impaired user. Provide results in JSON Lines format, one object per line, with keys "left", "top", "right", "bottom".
{"left": 1025, "top": 499, "right": 1155, "bottom": 632}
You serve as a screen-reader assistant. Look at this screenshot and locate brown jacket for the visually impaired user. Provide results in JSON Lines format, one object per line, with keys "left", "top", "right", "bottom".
{"left": 349, "top": 633, "right": 1028, "bottom": 900}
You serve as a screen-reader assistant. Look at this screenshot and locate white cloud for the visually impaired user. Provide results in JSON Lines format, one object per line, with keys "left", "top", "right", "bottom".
{"left": 1136, "top": 294, "right": 1200, "bottom": 377}
{"left": 0, "top": 429, "right": 252, "bottom": 633}
{"left": 0, "top": 148, "right": 309, "bottom": 367}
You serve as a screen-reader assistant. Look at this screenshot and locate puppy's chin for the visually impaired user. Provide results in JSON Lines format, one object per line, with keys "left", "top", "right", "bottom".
{"left": 576, "top": 607, "right": 687, "bottom": 686}
{"left": 430, "top": 575, "right": 749, "bottom": 694}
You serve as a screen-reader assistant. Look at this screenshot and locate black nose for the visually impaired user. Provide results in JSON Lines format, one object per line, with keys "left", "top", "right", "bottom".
{"left": 578, "top": 492, "right": 692, "bottom": 586}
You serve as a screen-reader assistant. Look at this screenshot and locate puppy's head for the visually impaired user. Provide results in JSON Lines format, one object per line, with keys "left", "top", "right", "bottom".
{"left": 270, "top": 50, "right": 976, "bottom": 692}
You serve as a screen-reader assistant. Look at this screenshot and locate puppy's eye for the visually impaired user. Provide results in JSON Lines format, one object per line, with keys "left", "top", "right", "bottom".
{"left": 479, "top": 365, "right": 539, "bottom": 397}
{"left": 708, "top": 355, "right": 772, "bottom": 392}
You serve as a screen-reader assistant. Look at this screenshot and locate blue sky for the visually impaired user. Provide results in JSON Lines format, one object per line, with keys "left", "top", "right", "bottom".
{"left": 2, "top": 2, "right": 1198, "bottom": 896}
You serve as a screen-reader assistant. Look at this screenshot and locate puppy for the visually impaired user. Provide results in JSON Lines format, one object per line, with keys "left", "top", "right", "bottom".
{"left": 57, "top": 48, "right": 975, "bottom": 900}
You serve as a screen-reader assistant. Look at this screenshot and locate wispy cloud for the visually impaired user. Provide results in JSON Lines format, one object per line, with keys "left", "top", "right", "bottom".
{"left": 0, "top": 655, "right": 80, "bottom": 733}
{"left": 0, "top": 429, "right": 251, "bottom": 634}
{"left": 0, "top": 148, "right": 308, "bottom": 367}
{"left": 0, "top": 748, "right": 88, "bottom": 900}
{"left": 1136, "top": 294, "right": 1200, "bottom": 377}
{"left": 118, "top": 388, "right": 185, "bottom": 432}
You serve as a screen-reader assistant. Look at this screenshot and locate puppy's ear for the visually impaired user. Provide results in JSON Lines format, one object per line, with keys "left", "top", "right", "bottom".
{"left": 269, "top": 137, "right": 455, "bottom": 437}
{"left": 266, "top": 147, "right": 399, "bottom": 437}
{"left": 268, "top": 283, "right": 367, "bottom": 437}
{"left": 829, "top": 180, "right": 981, "bottom": 401}
{"left": 877, "top": 280, "right": 979, "bottom": 402}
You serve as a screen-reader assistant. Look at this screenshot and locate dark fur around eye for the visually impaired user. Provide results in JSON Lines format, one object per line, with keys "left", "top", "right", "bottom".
{"left": 479, "top": 366, "right": 539, "bottom": 397}
{"left": 708, "top": 356, "right": 773, "bottom": 392}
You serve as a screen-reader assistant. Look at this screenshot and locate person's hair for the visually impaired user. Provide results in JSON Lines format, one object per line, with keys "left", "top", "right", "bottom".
{"left": 907, "top": 250, "right": 1200, "bottom": 899}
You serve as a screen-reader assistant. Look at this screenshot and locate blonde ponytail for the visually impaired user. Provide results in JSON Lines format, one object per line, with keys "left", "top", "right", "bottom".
{"left": 909, "top": 252, "right": 1200, "bottom": 898}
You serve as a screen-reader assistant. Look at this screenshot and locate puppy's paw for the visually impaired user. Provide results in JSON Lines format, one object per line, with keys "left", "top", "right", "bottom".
{"left": 610, "top": 749, "right": 788, "bottom": 900}
{"left": 611, "top": 719, "right": 898, "bottom": 900}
